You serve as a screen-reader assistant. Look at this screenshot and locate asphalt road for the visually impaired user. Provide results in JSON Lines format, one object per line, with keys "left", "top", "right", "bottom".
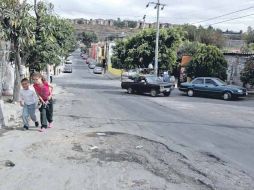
{"left": 54, "top": 50, "right": 254, "bottom": 189}
{"left": 1, "top": 50, "right": 254, "bottom": 190}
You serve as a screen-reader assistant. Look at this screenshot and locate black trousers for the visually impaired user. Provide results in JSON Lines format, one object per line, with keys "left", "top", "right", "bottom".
{"left": 39, "top": 99, "right": 53, "bottom": 128}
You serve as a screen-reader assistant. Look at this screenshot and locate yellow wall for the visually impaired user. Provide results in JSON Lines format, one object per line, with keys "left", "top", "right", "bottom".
{"left": 108, "top": 64, "right": 123, "bottom": 76}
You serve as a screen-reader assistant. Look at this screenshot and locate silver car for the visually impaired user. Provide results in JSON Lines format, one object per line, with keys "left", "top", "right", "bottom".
{"left": 63, "top": 65, "right": 72, "bottom": 73}
{"left": 89, "top": 62, "right": 96, "bottom": 69}
{"left": 93, "top": 66, "right": 103, "bottom": 74}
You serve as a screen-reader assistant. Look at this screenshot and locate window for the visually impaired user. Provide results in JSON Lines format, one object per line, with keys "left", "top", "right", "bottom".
{"left": 192, "top": 78, "right": 204, "bottom": 85}
{"left": 205, "top": 79, "right": 217, "bottom": 86}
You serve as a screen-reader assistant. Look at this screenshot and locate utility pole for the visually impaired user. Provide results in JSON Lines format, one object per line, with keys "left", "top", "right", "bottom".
{"left": 142, "top": 15, "right": 146, "bottom": 30}
{"left": 146, "top": 1, "right": 166, "bottom": 76}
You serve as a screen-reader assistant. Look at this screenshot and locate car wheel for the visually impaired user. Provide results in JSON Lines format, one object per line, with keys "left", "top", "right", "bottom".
{"left": 150, "top": 89, "right": 157, "bottom": 97}
{"left": 187, "top": 89, "right": 194, "bottom": 97}
{"left": 127, "top": 87, "right": 133, "bottom": 94}
{"left": 223, "top": 92, "right": 232, "bottom": 101}
{"left": 163, "top": 92, "right": 171, "bottom": 97}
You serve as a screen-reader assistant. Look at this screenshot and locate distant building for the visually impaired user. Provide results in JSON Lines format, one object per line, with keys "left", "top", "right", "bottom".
{"left": 223, "top": 30, "right": 243, "bottom": 40}
{"left": 223, "top": 30, "right": 245, "bottom": 53}
{"left": 95, "top": 19, "right": 105, "bottom": 25}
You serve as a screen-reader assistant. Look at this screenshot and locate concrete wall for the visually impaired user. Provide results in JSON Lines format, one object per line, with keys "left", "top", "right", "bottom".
{"left": 0, "top": 40, "right": 11, "bottom": 128}
{"left": 224, "top": 54, "right": 248, "bottom": 85}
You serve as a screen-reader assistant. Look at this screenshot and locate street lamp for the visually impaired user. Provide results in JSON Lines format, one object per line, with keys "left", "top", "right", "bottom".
{"left": 146, "top": 1, "right": 166, "bottom": 76}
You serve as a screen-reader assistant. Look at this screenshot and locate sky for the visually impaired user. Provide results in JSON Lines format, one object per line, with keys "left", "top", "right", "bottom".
{"left": 41, "top": 0, "right": 254, "bottom": 31}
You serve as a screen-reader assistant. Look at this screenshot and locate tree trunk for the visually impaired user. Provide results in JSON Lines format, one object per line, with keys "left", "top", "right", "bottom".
{"left": 46, "top": 64, "right": 51, "bottom": 82}
{"left": 13, "top": 46, "right": 21, "bottom": 102}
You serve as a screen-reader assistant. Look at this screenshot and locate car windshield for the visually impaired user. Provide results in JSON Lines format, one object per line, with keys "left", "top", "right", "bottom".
{"left": 214, "top": 78, "right": 227, "bottom": 86}
{"left": 145, "top": 76, "right": 162, "bottom": 83}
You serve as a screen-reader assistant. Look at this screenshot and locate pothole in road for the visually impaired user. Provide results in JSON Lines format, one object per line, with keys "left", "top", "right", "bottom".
{"left": 24, "top": 132, "right": 254, "bottom": 190}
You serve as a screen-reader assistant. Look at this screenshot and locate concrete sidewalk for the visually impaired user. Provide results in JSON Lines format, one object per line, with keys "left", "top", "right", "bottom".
{"left": 105, "top": 71, "right": 121, "bottom": 80}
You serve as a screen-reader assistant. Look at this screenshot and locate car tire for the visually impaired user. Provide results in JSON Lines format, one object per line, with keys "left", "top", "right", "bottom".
{"left": 187, "top": 89, "right": 194, "bottom": 97}
{"left": 223, "top": 92, "right": 232, "bottom": 101}
{"left": 127, "top": 87, "right": 133, "bottom": 94}
{"left": 150, "top": 89, "right": 157, "bottom": 97}
{"left": 163, "top": 92, "right": 171, "bottom": 97}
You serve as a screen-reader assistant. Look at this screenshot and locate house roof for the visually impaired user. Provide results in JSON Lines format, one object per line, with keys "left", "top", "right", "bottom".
{"left": 181, "top": 55, "right": 192, "bottom": 67}
{"left": 223, "top": 52, "right": 254, "bottom": 56}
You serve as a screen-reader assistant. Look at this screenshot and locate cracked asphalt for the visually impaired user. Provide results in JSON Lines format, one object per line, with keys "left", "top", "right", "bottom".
{"left": 0, "top": 49, "right": 254, "bottom": 190}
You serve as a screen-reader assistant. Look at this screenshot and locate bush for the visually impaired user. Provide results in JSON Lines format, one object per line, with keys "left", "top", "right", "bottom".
{"left": 241, "top": 58, "right": 254, "bottom": 87}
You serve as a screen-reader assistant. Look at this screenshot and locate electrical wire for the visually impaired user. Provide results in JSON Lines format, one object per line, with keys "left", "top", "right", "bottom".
{"left": 191, "top": 6, "right": 254, "bottom": 25}
{"left": 204, "top": 13, "right": 254, "bottom": 26}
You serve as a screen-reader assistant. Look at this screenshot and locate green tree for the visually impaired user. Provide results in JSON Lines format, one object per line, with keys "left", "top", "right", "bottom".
{"left": 127, "top": 21, "right": 137, "bottom": 28}
{"left": 240, "top": 58, "right": 254, "bottom": 87}
{"left": 113, "top": 18, "right": 125, "bottom": 28}
{"left": 181, "top": 24, "right": 225, "bottom": 48}
{"left": 80, "top": 31, "right": 98, "bottom": 50}
{"left": 178, "top": 41, "right": 202, "bottom": 57}
{"left": 0, "top": 0, "right": 35, "bottom": 102}
{"left": 112, "top": 27, "right": 184, "bottom": 71}
{"left": 186, "top": 44, "right": 227, "bottom": 80}
{"left": 244, "top": 26, "right": 254, "bottom": 44}
{"left": 111, "top": 40, "right": 127, "bottom": 69}
{"left": 29, "top": 0, "right": 76, "bottom": 77}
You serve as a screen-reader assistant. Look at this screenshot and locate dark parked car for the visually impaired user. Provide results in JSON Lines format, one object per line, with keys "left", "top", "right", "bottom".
{"left": 179, "top": 77, "right": 248, "bottom": 100}
{"left": 63, "top": 64, "right": 72, "bottom": 73}
{"left": 121, "top": 75, "right": 174, "bottom": 97}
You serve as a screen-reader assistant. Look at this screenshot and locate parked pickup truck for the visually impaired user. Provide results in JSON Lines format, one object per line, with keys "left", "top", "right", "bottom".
{"left": 121, "top": 75, "right": 174, "bottom": 97}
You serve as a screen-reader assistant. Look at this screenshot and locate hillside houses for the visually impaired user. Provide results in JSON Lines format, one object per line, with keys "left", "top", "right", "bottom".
{"left": 70, "top": 18, "right": 172, "bottom": 29}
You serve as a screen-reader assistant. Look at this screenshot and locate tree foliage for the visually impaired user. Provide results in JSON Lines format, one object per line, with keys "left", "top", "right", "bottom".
{"left": 113, "top": 18, "right": 125, "bottom": 28}
{"left": 244, "top": 26, "right": 254, "bottom": 45}
{"left": 112, "top": 27, "right": 184, "bottom": 71}
{"left": 186, "top": 44, "right": 227, "bottom": 80}
{"left": 240, "top": 58, "right": 254, "bottom": 87}
{"left": 0, "top": 0, "right": 76, "bottom": 101}
{"left": 0, "top": 0, "right": 35, "bottom": 101}
{"left": 27, "top": 1, "right": 76, "bottom": 71}
{"left": 181, "top": 24, "right": 225, "bottom": 48}
{"left": 80, "top": 31, "right": 98, "bottom": 49}
{"left": 178, "top": 41, "right": 202, "bottom": 57}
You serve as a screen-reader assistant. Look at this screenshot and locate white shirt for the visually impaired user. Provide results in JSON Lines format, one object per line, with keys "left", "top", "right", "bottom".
{"left": 20, "top": 87, "right": 38, "bottom": 105}
{"left": 148, "top": 63, "right": 154, "bottom": 69}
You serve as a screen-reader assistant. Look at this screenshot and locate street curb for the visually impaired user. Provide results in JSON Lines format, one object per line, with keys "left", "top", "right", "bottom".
{"left": 0, "top": 100, "right": 5, "bottom": 129}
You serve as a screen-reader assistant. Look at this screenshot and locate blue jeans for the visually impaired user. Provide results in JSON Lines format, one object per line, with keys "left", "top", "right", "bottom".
{"left": 22, "top": 104, "right": 37, "bottom": 127}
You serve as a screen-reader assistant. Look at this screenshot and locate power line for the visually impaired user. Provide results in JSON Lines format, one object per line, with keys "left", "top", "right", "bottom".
{"left": 204, "top": 13, "right": 254, "bottom": 26}
{"left": 192, "top": 6, "right": 254, "bottom": 25}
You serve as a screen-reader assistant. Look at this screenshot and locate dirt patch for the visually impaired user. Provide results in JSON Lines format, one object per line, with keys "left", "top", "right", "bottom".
{"left": 23, "top": 131, "right": 254, "bottom": 190}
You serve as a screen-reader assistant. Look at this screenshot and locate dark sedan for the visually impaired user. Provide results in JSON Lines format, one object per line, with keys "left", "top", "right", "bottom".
{"left": 121, "top": 75, "right": 174, "bottom": 97}
{"left": 179, "top": 77, "right": 248, "bottom": 100}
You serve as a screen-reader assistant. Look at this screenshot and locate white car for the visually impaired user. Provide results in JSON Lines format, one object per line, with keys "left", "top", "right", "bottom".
{"left": 63, "top": 65, "right": 72, "bottom": 73}
{"left": 93, "top": 66, "right": 103, "bottom": 74}
{"left": 65, "top": 59, "right": 72, "bottom": 64}
{"left": 122, "top": 69, "right": 139, "bottom": 77}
